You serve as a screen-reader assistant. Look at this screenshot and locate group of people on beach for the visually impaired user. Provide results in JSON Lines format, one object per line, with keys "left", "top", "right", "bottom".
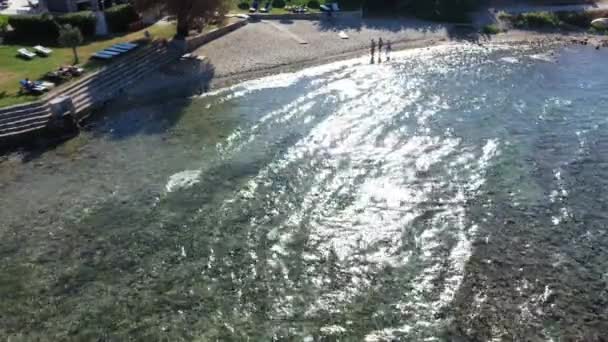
{"left": 370, "top": 38, "right": 392, "bottom": 64}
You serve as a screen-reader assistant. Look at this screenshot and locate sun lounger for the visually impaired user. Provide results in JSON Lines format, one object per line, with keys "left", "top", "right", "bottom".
{"left": 114, "top": 43, "right": 138, "bottom": 50}
{"left": 110, "top": 44, "right": 138, "bottom": 51}
{"left": 104, "top": 47, "right": 129, "bottom": 54}
{"left": 19, "top": 80, "right": 48, "bottom": 94}
{"left": 33, "top": 45, "right": 52, "bottom": 56}
{"left": 260, "top": 1, "right": 271, "bottom": 13}
{"left": 249, "top": 1, "right": 259, "bottom": 13}
{"left": 321, "top": 2, "right": 340, "bottom": 16}
{"left": 17, "top": 48, "right": 36, "bottom": 60}
{"left": 92, "top": 51, "right": 116, "bottom": 60}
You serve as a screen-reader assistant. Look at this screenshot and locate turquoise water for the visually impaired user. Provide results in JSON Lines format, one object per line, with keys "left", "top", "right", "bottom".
{"left": 2, "top": 43, "right": 608, "bottom": 340}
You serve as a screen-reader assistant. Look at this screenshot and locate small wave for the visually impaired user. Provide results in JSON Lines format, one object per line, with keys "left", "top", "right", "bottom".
{"left": 165, "top": 170, "right": 202, "bottom": 193}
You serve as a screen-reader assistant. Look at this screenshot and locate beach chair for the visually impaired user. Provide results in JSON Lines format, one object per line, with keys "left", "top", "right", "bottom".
{"left": 259, "top": 1, "right": 271, "bottom": 13}
{"left": 104, "top": 47, "right": 128, "bottom": 54}
{"left": 33, "top": 45, "right": 52, "bottom": 56}
{"left": 321, "top": 2, "right": 339, "bottom": 16}
{"left": 92, "top": 51, "right": 116, "bottom": 60}
{"left": 19, "top": 80, "right": 47, "bottom": 94}
{"left": 17, "top": 48, "right": 36, "bottom": 60}
{"left": 249, "top": 0, "right": 259, "bottom": 13}
{"left": 115, "top": 43, "right": 138, "bottom": 50}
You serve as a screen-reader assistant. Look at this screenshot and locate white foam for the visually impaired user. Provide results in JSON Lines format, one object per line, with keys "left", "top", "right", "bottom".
{"left": 165, "top": 170, "right": 202, "bottom": 193}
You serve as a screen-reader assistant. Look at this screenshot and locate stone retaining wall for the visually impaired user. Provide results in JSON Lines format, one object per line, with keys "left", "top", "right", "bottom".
{"left": 249, "top": 10, "right": 363, "bottom": 21}
{"left": 186, "top": 19, "right": 248, "bottom": 52}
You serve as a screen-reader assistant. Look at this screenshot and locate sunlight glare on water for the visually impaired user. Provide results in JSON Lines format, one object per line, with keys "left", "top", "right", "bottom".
{"left": 3, "top": 42, "right": 608, "bottom": 341}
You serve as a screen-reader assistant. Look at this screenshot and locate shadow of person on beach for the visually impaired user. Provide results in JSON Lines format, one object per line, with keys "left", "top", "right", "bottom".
{"left": 83, "top": 60, "right": 216, "bottom": 141}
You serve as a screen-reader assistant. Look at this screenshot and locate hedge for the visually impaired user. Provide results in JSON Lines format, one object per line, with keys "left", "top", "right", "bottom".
{"left": 307, "top": 0, "right": 320, "bottom": 9}
{"left": 0, "top": 15, "right": 8, "bottom": 33}
{"left": 272, "top": 0, "right": 285, "bottom": 8}
{"left": 8, "top": 14, "right": 59, "bottom": 41}
{"left": 8, "top": 12, "right": 95, "bottom": 41}
{"left": 104, "top": 4, "right": 139, "bottom": 33}
{"left": 55, "top": 11, "right": 96, "bottom": 36}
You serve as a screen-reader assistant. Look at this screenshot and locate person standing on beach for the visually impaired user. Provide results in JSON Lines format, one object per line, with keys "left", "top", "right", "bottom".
{"left": 371, "top": 39, "right": 376, "bottom": 64}
{"left": 378, "top": 38, "right": 383, "bottom": 63}
{"left": 386, "top": 40, "right": 392, "bottom": 61}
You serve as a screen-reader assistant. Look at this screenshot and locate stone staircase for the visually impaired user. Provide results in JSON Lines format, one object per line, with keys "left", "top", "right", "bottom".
{"left": 0, "top": 42, "right": 181, "bottom": 141}
{"left": 0, "top": 102, "right": 52, "bottom": 139}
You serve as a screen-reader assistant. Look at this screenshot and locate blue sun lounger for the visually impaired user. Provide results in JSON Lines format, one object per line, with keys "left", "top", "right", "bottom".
{"left": 104, "top": 47, "right": 130, "bottom": 53}
{"left": 115, "top": 43, "right": 138, "bottom": 50}
{"left": 92, "top": 51, "right": 119, "bottom": 60}
{"left": 92, "top": 42, "right": 140, "bottom": 60}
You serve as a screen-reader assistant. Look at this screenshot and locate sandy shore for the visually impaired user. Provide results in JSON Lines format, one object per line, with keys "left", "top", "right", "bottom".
{"left": 121, "top": 18, "right": 607, "bottom": 105}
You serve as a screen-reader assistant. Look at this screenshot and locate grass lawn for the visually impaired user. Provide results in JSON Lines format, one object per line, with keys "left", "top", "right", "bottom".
{"left": 0, "top": 21, "right": 176, "bottom": 108}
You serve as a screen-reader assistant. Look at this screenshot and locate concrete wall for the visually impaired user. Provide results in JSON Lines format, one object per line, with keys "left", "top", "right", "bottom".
{"left": 186, "top": 19, "right": 248, "bottom": 52}
{"left": 249, "top": 10, "right": 363, "bottom": 21}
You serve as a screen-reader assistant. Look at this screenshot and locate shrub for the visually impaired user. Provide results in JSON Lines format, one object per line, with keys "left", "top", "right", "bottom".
{"left": 557, "top": 10, "right": 608, "bottom": 28}
{"left": 0, "top": 15, "right": 8, "bottom": 33}
{"left": 364, "top": 0, "right": 479, "bottom": 22}
{"left": 307, "top": 0, "right": 320, "bottom": 9}
{"left": 55, "top": 11, "right": 96, "bottom": 36}
{"left": 482, "top": 24, "right": 501, "bottom": 35}
{"left": 7, "top": 12, "right": 95, "bottom": 41}
{"left": 104, "top": 4, "right": 139, "bottom": 33}
{"left": 7, "top": 14, "right": 59, "bottom": 41}
{"left": 237, "top": 1, "right": 250, "bottom": 10}
{"left": 272, "top": 0, "right": 285, "bottom": 8}
{"left": 513, "top": 12, "right": 560, "bottom": 28}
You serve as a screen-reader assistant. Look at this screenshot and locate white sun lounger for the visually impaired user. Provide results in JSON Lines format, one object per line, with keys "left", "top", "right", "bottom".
{"left": 18, "top": 48, "right": 36, "bottom": 59}
{"left": 33, "top": 45, "right": 52, "bottom": 56}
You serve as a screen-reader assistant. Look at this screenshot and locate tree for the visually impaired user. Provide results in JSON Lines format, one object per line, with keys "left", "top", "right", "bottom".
{"left": 134, "top": 0, "right": 229, "bottom": 39}
{"left": 58, "top": 24, "right": 83, "bottom": 64}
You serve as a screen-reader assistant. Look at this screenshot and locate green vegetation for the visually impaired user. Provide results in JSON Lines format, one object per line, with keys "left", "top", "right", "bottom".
{"left": 364, "top": 0, "right": 478, "bottom": 22}
{"left": 0, "top": 22, "right": 176, "bottom": 108}
{"left": 230, "top": 0, "right": 327, "bottom": 13}
{"left": 307, "top": 0, "right": 320, "bottom": 9}
{"left": 7, "top": 12, "right": 96, "bottom": 42}
{"left": 556, "top": 10, "right": 608, "bottom": 28}
{"left": 512, "top": 11, "right": 560, "bottom": 28}
{"left": 55, "top": 11, "right": 96, "bottom": 36}
{"left": 0, "top": 15, "right": 8, "bottom": 33}
{"left": 104, "top": 4, "right": 140, "bottom": 33}
{"left": 58, "top": 24, "right": 83, "bottom": 64}
{"left": 502, "top": 10, "right": 608, "bottom": 30}
{"left": 482, "top": 24, "right": 502, "bottom": 35}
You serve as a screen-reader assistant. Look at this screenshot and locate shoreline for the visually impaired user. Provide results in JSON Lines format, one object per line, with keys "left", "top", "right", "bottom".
{"left": 117, "top": 29, "right": 600, "bottom": 108}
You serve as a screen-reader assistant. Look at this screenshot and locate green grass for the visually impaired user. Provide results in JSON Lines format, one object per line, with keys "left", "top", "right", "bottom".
{"left": 482, "top": 24, "right": 502, "bottom": 35}
{"left": 0, "top": 21, "right": 176, "bottom": 108}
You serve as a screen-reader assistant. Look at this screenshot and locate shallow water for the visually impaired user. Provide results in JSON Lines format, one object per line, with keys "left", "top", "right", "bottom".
{"left": 2, "top": 43, "right": 608, "bottom": 340}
